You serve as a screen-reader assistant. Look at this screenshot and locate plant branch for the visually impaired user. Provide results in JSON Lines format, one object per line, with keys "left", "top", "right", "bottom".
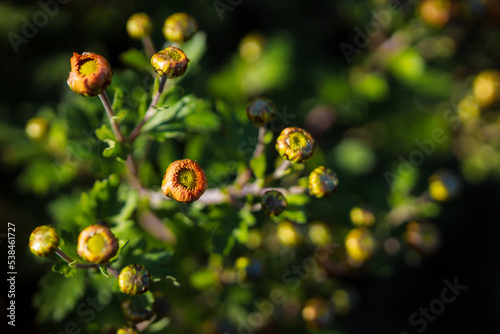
{"left": 55, "top": 249, "right": 119, "bottom": 277}
{"left": 99, "top": 92, "right": 125, "bottom": 143}
{"left": 127, "top": 76, "right": 167, "bottom": 143}
{"left": 270, "top": 160, "right": 292, "bottom": 182}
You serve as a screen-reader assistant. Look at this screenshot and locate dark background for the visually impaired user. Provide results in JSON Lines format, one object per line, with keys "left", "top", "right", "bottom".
{"left": 1, "top": 0, "right": 499, "bottom": 333}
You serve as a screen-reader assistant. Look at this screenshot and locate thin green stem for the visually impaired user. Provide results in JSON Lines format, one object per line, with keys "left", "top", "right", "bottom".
{"left": 55, "top": 248, "right": 73, "bottom": 264}
{"left": 127, "top": 76, "right": 167, "bottom": 143}
{"left": 270, "top": 160, "right": 292, "bottom": 182}
{"left": 55, "top": 248, "right": 119, "bottom": 277}
{"left": 141, "top": 35, "right": 156, "bottom": 59}
{"left": 99, "top": 92, "right": 125, "bottom": 142}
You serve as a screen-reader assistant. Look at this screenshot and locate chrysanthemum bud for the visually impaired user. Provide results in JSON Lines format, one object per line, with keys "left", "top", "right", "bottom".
{"left": 162, "top": 159, "right": 207, "bottom": 203}
{"left": 428, "top": 170, "right": 461, "bottom": 202}
{"left": 473, "top": 70, "right": 500, "bottom": 107}
{"left": 308, "top": 166, "right": 339, "bottom": 198}
{"left": 67, "top": 52, "right": 113, "bottom": 97}
{"left": 276, "top": 221, "right": 300, "bottom": 246}
{"left": 276, "top": 127, "right": 315, "bottom": 163}
{"left": 345, "top": 228, "right": 376, "bottom": 263}
{"left": 151, "top": 46, "right": 190, "bottom": 78}
{"left": 77, "top": 224, "right": 118, "bottom": 264}
{"left": 29, "top": 225, "right": 60, "bottom": 257}
{"left": 121, "top": 299, "right": 154, "bottom": 323}
{"left": 349, "top": 207, "right": 375, "bottom": 226}
{"left": 26, "top": 117, "right": 48, "bottom": 140}
{"left": 162, "top": 12, "right": 198, "bottom": 43}
{"left": 246, "top": 97, "right": 276, "bottom": 127}
{"left": 117, "top": 327, "right": 138, "bottom": 334}
{"left": 118, "top": 264, "right": 151, "bottom": 296}
{"left": 126, "top": 13, "right": 153, "bottom": 40}
{"left": 261, "top": 190, "right": 287, "bottom": 216}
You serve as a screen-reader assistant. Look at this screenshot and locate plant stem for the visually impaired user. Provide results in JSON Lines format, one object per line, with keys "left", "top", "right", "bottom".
{"left": 55, "top": 248, "right": 74, "bottom": 264}
{"left": 99, "top": 92, "right": 125, "bottom": 142}
{"left": 271, "top": 160, "right": 292, "bottom": 181}
{"left": 127, "top": 76, "right": 167, "bottom": 143}
{"left": 55, "top": 248, "right": 119, "bottom": 276}
{"left": 141, "top": 35, "right": 156, "bottom": 59}
{"left": 252, "top": 126, "right": 267, "bottom": 160}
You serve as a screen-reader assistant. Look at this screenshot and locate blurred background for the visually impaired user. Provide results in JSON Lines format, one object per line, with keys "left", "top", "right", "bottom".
{"left": 1, "top": 0, "right": 500, "bottom": 333}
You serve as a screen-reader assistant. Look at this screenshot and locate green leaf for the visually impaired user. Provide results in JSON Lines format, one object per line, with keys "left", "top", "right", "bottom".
{"left": 250, "top": 154, "right": 266, "bottom": 180}
{"left": 77, "top": 174, "right": 138, "bottom": 225}
{"left": 95, "top": 123, "right": 114, "bottom": 141}
{"left": 52, "top": 262, "right": 77, "bottom": 278}
{"left": 96, "top": 124, "right": 131, "bottom": 161}
{"left": 119, "top": 48, "right": 151, "bottom": 73}
{"left": 263, "top": 130, "right": 274, "bottom": 144}
{"left": 112, "top": 87, "right": 124, "bottom": 111}
{"left": 33, "top": 270, "right": 86, "bottom": 323}
{"left": 189, "top": 268, "right": 218, "bottom": 290}
{"left": 278, "top": 209, "right": 307, "bottom": 224}
{"left": 284, "top": 193, "right": 310, "bottom": 206}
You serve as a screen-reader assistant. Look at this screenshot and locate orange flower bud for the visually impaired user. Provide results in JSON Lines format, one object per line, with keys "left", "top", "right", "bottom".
{"left": 77, "top": 224, "right": 118, "bottom": 264}
{"left": 162, "top": 159, "right": 207, "bottom": 203}
{"left": 67, "top": 52, "right": 113, "bottom": 97}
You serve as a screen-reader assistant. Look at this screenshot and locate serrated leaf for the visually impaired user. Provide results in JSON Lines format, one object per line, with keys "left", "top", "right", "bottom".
{"left": 78, "top": 174, "right": 138, "bottom": 225}
{"left": 33, "top": 270, "right": 86, "bottom": 323}
{"left": 112, "top": 87, "right": 124, "bottom": 111}
{"left": 95, "top": 123, "right": 114, "bottom": 141}
{"left": 250, "top": 154, "right": 267, "bottom": 180}
{"left": 52, "top": 262, "right": 77, "bottom": 278}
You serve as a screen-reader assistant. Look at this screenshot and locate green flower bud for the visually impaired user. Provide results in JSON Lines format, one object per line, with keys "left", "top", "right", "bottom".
{"left": 77, "top": 224, "right": 118, "bottom": 264}
{"left": 162, "top": 12, "right": 198, "bottom": 43}
{"left": 26, "top": 117, "right": 48, "bottom": 140}
{"left": 308, "top": 166, "right": 339, "bottom": 198}
{"left": 119, "top": 264, "right": 151, "bottom": 296}
{"left": 246, "top": 97, "right": 276, "bottom": 127}
{"left": 261, "top": 190, "right": 287, "bottom": 216}
{"left": 121, "top": 299, "right": 154, "bottom": 323}
{"left": 126, "top": 13, "right": 153, "bottom": 40}
{"left": 151, "top": 46, "right": 190, "bottom": 78}
{"left": 67, "top": 52, "right": 113, "bottom": 97}
{"left": 276, "top": 127, "right": 315, "bottom": 163}
{"left": 29, "top": 225, "right": 60, "bottom": 257}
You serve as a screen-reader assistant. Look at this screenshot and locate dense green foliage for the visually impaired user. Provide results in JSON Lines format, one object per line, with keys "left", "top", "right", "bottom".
{"left": 2, "top": 0, "right": 500, "bottom": 333}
